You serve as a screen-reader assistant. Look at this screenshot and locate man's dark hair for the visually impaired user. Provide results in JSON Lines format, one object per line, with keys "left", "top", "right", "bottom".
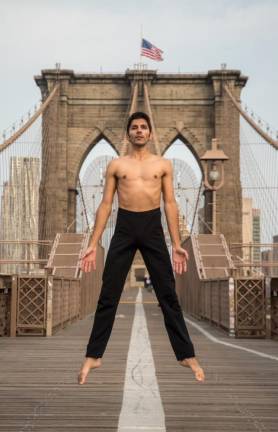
{"left": 126, "top": 111, "right": 152, "bottom": 134}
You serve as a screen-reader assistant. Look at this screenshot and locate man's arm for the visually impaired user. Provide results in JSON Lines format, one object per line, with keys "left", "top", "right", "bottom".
{"left": 89, "top": 159, "right": 117, "bottom": 248}
{"left": 161, "top": 159, "right": 181, "bottom": 248}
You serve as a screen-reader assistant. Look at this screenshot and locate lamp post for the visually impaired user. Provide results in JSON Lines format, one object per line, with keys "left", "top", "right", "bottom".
{"left": 200, "top": 138, "right": 229, "bottom": 234}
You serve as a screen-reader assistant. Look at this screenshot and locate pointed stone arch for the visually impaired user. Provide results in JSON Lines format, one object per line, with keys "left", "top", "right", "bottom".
{"left": 67, "top": 130, "right": 118, "bottom": 233}
{"left": 163, "top": 133, "right": 206, "bottom": 235}
{"left": 161, "top": 128, "right": 204, "bottom": 178}
{"left": 68, "top": 128, "right": 120, "bottom": 188}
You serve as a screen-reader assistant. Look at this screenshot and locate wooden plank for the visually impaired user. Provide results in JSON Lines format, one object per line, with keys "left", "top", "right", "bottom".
{"left": 0, "top": 288, "right": 137, "bottom": 431}
{"left": 143, "top": 289, "right": 278, "bottom": 432}
{"left": 1, "top": 286, "right": 278, "bottom": 431}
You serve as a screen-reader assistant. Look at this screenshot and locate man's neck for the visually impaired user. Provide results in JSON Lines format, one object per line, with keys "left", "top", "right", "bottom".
{"left": 129, "top": 147, "right": 152, "bottom": 161}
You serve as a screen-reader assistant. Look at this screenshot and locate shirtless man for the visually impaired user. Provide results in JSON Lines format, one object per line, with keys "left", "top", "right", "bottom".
{"left": 78, "top": 111, "right": 205, "bottom": 384}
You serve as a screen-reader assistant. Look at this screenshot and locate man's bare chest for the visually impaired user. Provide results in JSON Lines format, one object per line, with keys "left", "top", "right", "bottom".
{"left": 115, "top": 161, "right": 165, "bottom": 183}
{"left": 116, "top": 166, "right": 163, "bottom": 182}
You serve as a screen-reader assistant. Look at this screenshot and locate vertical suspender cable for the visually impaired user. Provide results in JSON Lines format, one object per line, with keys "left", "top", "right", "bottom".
{"left": 143, "top": 82, "right": 161, "bottom": 156}
{"left": 120, "top": 81, "right": 139, "bottom": 156}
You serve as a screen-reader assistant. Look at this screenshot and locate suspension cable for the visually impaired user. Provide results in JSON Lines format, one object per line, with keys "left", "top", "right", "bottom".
{"left": 143, "top": 82, "right": 161, "bottom": 156}
{"left": 190, "top": 180, "right": 205, "bottom": 234}
{"left": 77, "top": 176, "right": 90, "bottom": 231}
{"left": 224, "top": 83, "right": 278, "bottom": 150}
{"left": 120, "top": 81, "right": 139, "bottom": 156}
{"left": 0, "top": 84, "right": 59, "bottom": 153}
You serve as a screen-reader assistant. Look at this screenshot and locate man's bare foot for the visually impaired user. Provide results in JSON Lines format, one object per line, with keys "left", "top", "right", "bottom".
{"left": 78, "top": 357, "right": 102, "bottom": 385}
{"left": 179, "top": 357, "right": 205, "bottom": 382}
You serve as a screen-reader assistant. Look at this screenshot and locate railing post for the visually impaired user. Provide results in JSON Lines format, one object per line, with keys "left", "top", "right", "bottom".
{"left": 265, "top": 277, "right": 271, "bottom": 339}
{"left": 10, "top": 275, "right": 17, "bottom": 337}
{"left": 27, "top": 243, "right": 30, "bottom": 274}
{"left": 61, "top": 278, "right": 65, "bottom": 328}
{"left": 228, "top": 277, "right": 235, "bottom": 337}
{"left": 218, "top": 279, "right": 221, "bottom": 327}
{"left": 199, "top": 281, "right": 202, "bottom": 319}
{"left": 46, "top": 275, "right": 53, "bottom": 336}
{"left": 78, "top": 279, "right": 81, "bottom": 319}
{"left": 210, "top": 280, "right": 212, "bottom": 324}
{"left": 69, "top": 279, "right": 72, "bottom": 323}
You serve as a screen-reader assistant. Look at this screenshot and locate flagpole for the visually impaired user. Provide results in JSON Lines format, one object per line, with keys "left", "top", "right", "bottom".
{"left": 140, "top": 24, "right": 143, "bottom": 69}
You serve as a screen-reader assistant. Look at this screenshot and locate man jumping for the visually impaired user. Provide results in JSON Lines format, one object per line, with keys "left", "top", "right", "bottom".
{"left": 78, "top": 111, "right": 205, "bottom": 384}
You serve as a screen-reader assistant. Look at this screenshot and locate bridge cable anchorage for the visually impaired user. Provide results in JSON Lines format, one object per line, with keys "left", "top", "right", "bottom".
{"left": 0, "top": 84, "right": 59, "bottom": 153}
{"left": 120, "top": 81, "right": 139, "bottom": 156}
{"left": 143, "top": 82, "right": 161, "bottom": 156}
{"left": 224, "top": 83, "right": 278, "bottom": 150}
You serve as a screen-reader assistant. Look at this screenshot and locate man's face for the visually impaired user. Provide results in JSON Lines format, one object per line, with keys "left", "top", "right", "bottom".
{"left": 128, "top": 118, "right": 151, "bottom": 147}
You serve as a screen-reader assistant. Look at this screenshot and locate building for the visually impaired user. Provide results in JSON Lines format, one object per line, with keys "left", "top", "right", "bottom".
{"left": 272, "top": 235, "right": 278, "bottom": 277}
{"left": 261, "top": 249, "right": 273, "bottom": 276}
{"left": 242, "top": 197, "right": 261, "bottom": 266}
{"left": 252, "top": 208, "right": 261, "bottom": 263}
{"left": 0, "top": 157, "right": 40, "bottom": 274}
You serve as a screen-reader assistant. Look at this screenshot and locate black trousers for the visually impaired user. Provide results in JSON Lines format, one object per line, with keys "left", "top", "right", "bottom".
{"left": 86, "top": 207, "right": 195, "bottom": 361}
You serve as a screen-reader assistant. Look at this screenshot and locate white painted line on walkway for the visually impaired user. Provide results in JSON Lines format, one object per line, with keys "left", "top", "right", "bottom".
{"left": 119, "top": 428, "right": 165, "bottom": 430}
{"left": 184, "top": 316, "right": 278, "bottom": 362}
{"left": 118, "top": 289, "right": 166, "bottom": 432}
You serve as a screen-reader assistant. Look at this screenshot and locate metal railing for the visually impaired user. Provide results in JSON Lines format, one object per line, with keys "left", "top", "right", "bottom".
{"left": 0, "top": 240, "right": 52, "bottom": 275}
{"left": 230, "top": 242, "right": 278, "bottom": 277}
{"left": 0, "top": 242, "right": 104, "bottom": 336}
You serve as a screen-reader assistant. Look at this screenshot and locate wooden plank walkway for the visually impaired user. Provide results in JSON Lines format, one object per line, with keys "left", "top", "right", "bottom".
{"left": 0, "top": 287, "right": 278, "bottom": 431}
{"left": 143, "top": 290, "right": 278, "bottom": 432}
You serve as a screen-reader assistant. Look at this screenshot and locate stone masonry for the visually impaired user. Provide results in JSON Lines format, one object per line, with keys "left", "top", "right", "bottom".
{"left": 35, "top": 68, "right": 247, "bottom": 246}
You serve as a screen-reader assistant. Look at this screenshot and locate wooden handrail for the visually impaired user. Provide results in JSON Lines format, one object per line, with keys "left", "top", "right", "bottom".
{"left": 0, "top": 259, "right": 47, "bottom": 264}
{"left": 0, "top": 240, "right": 52, "bottom": 245}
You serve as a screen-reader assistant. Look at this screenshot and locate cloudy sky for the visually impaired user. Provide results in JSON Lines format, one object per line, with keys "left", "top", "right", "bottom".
{"left": 0, "top": 0, "right": 277, "bottom": 134}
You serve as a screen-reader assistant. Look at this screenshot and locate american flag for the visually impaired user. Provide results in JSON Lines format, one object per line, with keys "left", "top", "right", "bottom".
{"left": 141, "top": 38, "right": 164, "bottom": 61}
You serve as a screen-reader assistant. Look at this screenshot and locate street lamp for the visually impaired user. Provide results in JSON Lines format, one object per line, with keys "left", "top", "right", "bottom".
{"left": 200, "top": 138, "right": 229, "bottom": 234}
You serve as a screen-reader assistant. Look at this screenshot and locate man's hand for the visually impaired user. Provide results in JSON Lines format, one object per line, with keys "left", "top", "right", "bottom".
{"left": 80, "top": 246, "right": 97, "bottom": 272}
{"left": 172, "top": 246, "right": 189, "bottom": 274}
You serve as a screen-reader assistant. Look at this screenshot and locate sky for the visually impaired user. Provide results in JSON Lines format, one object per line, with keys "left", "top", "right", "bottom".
{"left": 0, "top": 0, "right": 277, "bottom": 135}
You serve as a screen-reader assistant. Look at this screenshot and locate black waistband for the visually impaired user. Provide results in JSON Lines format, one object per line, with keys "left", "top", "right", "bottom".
{"left": 118, "top": 207, "right": 161, "bottom": 215}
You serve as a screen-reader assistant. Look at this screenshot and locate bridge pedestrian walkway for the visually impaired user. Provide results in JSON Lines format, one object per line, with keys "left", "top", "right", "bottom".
{"left": 0, "top": 287, "right": 278, "bottom": 432}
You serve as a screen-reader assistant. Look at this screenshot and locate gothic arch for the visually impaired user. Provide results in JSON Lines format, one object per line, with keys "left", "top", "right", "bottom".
{"left": 71, "top": 128, "right": 120, "bottom": 188}
{"left": 162, "top": 129, "right": 204, "bottom": 178}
